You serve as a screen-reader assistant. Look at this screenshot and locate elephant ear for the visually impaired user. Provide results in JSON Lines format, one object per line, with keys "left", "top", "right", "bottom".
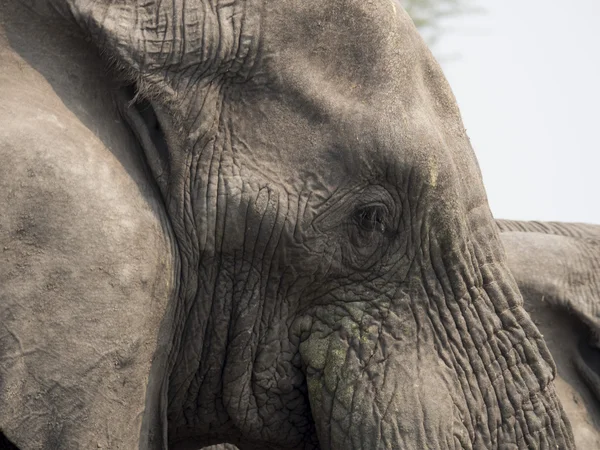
{"left": 497, "top": 219, "right": 600, "bottom": 334}
{"left": 65, "top": 0, "right": 251, "bottom": 194}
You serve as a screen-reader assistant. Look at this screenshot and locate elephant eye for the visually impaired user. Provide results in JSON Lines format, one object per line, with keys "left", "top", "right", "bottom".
{"left": 353, "top": 205, "right": 387, "bottom": 234}
{"left": 344, "top": 202, "right": 396, "bottom": 269}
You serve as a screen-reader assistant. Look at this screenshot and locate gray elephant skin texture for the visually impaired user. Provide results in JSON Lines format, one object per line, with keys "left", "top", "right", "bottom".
{"left": 0, "top": 0, "right": 575, "bottom": 449}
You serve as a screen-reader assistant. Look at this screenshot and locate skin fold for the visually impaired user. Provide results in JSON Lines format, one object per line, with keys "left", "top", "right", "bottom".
{"left": 0, "top": 0, "right": 575, "bottom": 449}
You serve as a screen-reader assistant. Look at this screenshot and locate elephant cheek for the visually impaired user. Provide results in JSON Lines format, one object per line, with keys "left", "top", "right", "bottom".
{"left": 300, "top": 334, "right": 470, "bottom": 450}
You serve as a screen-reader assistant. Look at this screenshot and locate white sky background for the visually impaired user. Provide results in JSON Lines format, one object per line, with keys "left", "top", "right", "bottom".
{"left": 432, "top": 0, "right": 600, "bottom": 224}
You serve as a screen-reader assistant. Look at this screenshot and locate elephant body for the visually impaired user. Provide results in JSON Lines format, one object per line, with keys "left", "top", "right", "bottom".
{"left": 0, "top": 0, "right": 576, "bottom": 449}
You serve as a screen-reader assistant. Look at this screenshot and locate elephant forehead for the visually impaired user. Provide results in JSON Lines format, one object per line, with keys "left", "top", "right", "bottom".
{"left": 262, "top": 0, "right": 405, "bottom": 67}
{"left": 234, "top": 0, "right": 465, "bottom": 183}
{"left": 260, "top": 0, "right": 440, "bottom": 104}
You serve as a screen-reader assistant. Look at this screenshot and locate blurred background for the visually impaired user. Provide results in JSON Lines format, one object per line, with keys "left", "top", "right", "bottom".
{"left": 402, "top": 0, "right": 600, "bottom": 223}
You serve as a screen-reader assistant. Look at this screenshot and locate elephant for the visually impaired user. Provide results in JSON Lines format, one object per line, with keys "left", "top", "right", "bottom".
{"left": 200, "top": 219, "right": 600, "bottom": 450}
{"left": 498, "top": 220, "right": 600, "bottom": 450}
{"left": 0, "top": 0, "right": 575, "bottom": 449}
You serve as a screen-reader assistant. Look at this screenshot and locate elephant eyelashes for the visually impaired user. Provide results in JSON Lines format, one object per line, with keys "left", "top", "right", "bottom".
{"left": 342, "top": 204, "right": 394, "bottom": 269}
{"left": 354, "top": 205, "right": 387, "bottom": 234}
{"left": 348, "top": 204, "right": 392, "bottom": 252}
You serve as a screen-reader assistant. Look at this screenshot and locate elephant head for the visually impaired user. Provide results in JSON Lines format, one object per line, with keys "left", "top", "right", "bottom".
{"left": 57, "top": 0, "right": 573, "bottom": 448}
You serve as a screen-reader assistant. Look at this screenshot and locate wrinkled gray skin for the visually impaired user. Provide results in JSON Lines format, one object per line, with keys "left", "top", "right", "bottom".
{"left": 499, "top": 220, "right": 600, "bottom": 450}
{"left": 0, "top": 0, "right": 574, "bottom": 449}
{"left": 204, "top": 220, "right": 600, "bottom": 450}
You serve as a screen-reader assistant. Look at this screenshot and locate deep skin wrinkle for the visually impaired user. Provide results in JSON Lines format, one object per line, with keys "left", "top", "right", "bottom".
{"left": 0, "top": 0, "right": 575, "bottom": 449}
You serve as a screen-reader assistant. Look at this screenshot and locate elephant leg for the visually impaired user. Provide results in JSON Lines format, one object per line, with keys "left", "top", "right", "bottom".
{"left": 0, "top": 3, "right": 177, "bottom": 448}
